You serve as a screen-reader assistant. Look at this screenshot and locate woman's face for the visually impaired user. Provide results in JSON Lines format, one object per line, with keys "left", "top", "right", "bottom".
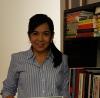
{"left": 29, "top": 23, "right": 53, "bottom": 53}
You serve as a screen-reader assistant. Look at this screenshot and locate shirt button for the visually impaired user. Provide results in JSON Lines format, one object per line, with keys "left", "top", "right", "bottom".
{"left": 42, "top": 90, "right": 45, "bottom": 94}
{"left": 42, "top": 78, "right": 45, "bottom": 82}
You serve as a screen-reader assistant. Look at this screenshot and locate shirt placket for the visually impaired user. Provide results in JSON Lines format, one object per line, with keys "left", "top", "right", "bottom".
{"left": 40, "top": 65, "right": 46, "bottom": 96}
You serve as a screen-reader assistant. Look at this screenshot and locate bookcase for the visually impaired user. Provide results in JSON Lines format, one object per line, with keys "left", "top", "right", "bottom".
{"left": 63, "top": 2, "right": 100, "bottom": 68}
{"left": 63, "top": 2, "right": 100, "bottom": 98}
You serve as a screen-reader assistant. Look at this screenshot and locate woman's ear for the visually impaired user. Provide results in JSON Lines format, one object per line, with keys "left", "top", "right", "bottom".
{"left": 50, "top": 32, "right": 54, "bottom": 43}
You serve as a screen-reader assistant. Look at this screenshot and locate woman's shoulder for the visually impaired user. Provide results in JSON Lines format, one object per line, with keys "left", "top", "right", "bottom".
{"left": 11, "top": 49, "right": 32, "bottom": 59}
{"left": 62, "top": 53, "right": 68, "bottom": 66}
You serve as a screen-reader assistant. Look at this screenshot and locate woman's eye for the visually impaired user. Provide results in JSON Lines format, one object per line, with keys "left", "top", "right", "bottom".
{"left": 44, "top": 31, "right": 50, "bottom": 36}
{"left": 31, "top": 31, "right": 50, "bottom": 36}
{"left": 31, "top": 31, "right": 38, "bottom": 35}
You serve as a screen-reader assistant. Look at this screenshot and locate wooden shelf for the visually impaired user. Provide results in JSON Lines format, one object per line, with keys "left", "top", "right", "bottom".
{"left": 64, "top": 2, "right": 100, "bottom": 14}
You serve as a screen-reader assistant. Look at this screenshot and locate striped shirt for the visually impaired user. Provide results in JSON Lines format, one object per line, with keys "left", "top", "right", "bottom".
{"left": 1, "top": 48, "right": 70, "bottom": 98}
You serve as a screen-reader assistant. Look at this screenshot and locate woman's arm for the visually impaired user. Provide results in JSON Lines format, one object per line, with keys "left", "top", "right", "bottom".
{"left": 61, "top": 55, "right": 70, "bottom": 98}
{"left": 1, "top": 54, "right": 19, "bottom": 97}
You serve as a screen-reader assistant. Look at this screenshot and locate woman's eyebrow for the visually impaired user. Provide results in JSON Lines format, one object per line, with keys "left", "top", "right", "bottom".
{"left": 33, "top": 30, "right": 50, "bottom": 32}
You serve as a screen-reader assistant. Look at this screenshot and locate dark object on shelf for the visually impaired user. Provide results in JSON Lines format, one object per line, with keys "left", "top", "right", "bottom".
{"left": 64, "top": 38, "right": 98, "bottom": 67}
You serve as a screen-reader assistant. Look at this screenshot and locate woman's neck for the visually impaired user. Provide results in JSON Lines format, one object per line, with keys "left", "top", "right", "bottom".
{"left": 32, "top": 49, "right": 49, "bottom": 64}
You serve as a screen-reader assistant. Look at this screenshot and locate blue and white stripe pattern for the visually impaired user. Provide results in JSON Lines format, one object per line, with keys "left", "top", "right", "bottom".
{"left": 1, "top": 48, "right": 70, "bottom": 98}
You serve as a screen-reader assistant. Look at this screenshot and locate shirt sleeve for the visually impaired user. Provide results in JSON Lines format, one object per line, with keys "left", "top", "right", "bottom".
{"left": 1, "top": 54, "right": 19, "bottom": 97}
{"left": 61, "top": 54, "right": 71, "bottom": 98}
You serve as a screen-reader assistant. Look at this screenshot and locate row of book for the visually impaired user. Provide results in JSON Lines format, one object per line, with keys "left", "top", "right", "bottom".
{"left": 64, "top": 10, "right": 100, "bottom": 39}
{"left": 69, "top": 68, "right": 100, "bottom": 98}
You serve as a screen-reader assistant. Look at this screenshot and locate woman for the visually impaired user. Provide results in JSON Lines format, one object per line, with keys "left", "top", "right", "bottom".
{"left": 1, "top": 14, "right": 70, "bottom": 98}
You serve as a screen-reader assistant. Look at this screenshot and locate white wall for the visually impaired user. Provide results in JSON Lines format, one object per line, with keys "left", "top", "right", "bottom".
{"left": 60, "top": 0, "right": 66, "bottom": 52}
{"left": 0, "top": 0, "right": 61, "bottom": 97}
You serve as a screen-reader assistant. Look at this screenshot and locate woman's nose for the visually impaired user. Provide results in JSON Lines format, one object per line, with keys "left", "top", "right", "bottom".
{"left": 38, "top": 34, "right": 43, "bottom": 41}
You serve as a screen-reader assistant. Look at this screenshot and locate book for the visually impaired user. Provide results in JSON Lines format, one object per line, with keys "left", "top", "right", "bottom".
{"left": 92, "top": 75, "right": 100, "bottom": 98}
{"left": 77, "top": 28, "right": 94, "bottom": 33}
{"left": 78, "top": 23, "right": 94, "bottom": 29}
{"left": 76, "top": 32, "right": 94, "bottom": 38}
{"left": 66, "top": 11, "right": 93, "bottom": 23}
{"left": 28, "top": 97, "right": 63, "bottom": 98}
{"left": 78, "top": 73, "right": 84, "bottom": 98}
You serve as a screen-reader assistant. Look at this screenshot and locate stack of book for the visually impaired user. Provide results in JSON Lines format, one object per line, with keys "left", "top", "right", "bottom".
{"left": 77, "top": 18, "right": 95, "bottom": 38}
{"left": 64, "top": 11, "right": 96, "bottom": 39}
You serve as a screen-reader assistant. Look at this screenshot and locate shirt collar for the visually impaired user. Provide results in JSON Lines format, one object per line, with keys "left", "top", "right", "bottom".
{"left": 26, "top": 47, "right": 54, "bottom": 61}
{"left": 26, "top": 47, "right": 35, "bottom": 60}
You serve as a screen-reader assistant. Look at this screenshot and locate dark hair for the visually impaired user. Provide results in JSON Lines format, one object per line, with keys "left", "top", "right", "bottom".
{"left": 28, "top": 14, "right": 62, "bottom": 67}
